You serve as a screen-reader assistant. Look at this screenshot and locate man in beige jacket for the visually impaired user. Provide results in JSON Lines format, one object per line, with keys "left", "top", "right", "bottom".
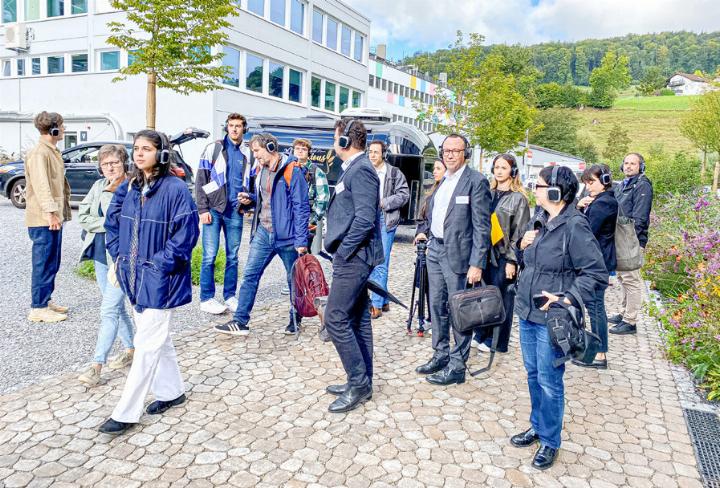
{"left": 25, "top": 111, "right": 71, "bottom": 323}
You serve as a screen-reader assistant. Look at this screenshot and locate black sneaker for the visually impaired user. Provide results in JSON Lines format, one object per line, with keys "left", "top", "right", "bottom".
{"left": 215, "top": 320, "right": 249, "bottom": 336}
{"left": 285, "top": 322, "right": 300, "bottom": 335}
{"left": 609, "top": 321, "right": 636, "bottom": 335}
{"left": 607, "top": 314, "right": 623, "bottom": 324}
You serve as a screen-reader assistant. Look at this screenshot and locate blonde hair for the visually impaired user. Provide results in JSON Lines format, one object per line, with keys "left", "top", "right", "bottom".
{"left": 292, "top": 138, "right": 312, "bottom": 150}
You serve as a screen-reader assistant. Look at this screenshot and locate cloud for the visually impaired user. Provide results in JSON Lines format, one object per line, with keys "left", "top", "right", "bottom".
{"left": 344, "top": 0, "right": 720, "bottom": 57}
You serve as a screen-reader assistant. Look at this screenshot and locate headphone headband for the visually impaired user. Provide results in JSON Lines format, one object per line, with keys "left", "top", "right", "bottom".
{"left": 491, "top": 153, "right": 518, "bottom": 179}
{"left": 546, "top": 165, "right": 562, "bottom": 203}
{"left": 49, "top": 115, "right": 60, "bottom": 137}
{"left": 439, "top": 133, "right": 471, "bottom": 162}
{"left": 224, "top": 114, "right": 248, "bottom": 136}
{"left": 338, "top": 119, "right": 358, "bottom": 150}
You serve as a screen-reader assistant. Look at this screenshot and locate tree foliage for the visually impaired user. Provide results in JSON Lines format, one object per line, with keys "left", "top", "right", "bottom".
{"left": 588, "top": 51, "right": 631, "bottom": 108}
{"left": 681, "top": 94, "right": 720, "bottom": 185}
{"left": 529, "top": 108, "right": 598, "bottom": 163}
{"left": 603, "top": 123, "right": 632, "bottom": 172}
{"left": 638, "top": 66, "right": 668, "bottom": 96}
{"left": 107, "top": 0, "right": 238, "bottom": 128}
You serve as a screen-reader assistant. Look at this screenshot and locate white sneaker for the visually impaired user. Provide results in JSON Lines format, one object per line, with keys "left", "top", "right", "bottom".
{"left": 225, "top": 297, "right": 238, "bottom": 313}
{"left": 478, "top": 343, "right": 491, "bottom": 353}
{"left": 281, "top": 285, "right": 290, "bottom": 295}
{"left": 200, "top": 298, "right": 227, "bottom": 315}
{"left": 471, "top": 338, "right": 481, "bottom": 349}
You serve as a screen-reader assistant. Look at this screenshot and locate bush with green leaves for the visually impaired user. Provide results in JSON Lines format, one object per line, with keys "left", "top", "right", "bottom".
{"left": 644, "top": 149, "right": 702, "bottom": 199}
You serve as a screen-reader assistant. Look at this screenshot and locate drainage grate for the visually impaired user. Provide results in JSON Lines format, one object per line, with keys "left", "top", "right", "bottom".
{"left": 685, "top": 409, "right": 720, "bottom": 487}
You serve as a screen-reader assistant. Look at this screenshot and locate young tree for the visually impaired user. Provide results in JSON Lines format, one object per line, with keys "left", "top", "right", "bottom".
{"left": 680, "top": 98, "right": 715, "bottom": 184}
{"left": 529, "top": 108, "right": 580, "bottom": 154}
{"left": 107, "top": 0, "right": 238, "bottom": 129}
{"left": 588, "top": 51, "right": 631, "bottom": 108}
{"left": 638, "top": 66, "right": 667, "bottom": 96}
{"left": 603, "top": 123, "right": 632, "bottom": 176}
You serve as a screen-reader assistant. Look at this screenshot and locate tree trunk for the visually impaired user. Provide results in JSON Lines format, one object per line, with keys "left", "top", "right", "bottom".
{"left": 477, "top": 147, "right": 483, "bottom": 173}
{"left": 713, "top": 158, "right": 720, "bottom": 193}
{"left": 146, "top": 72, "right": 157, "bottom": 130}
{"left": 701, "top": 150, "right": 707, "bottom": 183}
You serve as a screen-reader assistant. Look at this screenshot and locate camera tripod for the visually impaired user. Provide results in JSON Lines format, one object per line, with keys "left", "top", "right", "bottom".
{"left": 406, "top": 240, "right": 431, "bottom": 337}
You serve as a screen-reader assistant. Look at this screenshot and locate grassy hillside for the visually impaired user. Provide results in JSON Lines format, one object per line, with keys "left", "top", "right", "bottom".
{"left": 576, "top": 95, "right": 697, "bottom": 157}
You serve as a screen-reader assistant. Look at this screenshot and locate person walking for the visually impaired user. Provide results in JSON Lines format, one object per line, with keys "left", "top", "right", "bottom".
{"left": 512, "top": 165, "right": 607, "bottom": 469}
{"left": 25, "top": 111, "right": 71, "bottom": 323}
{"left": 292, "top": 138, "right": 329, "bottom": 255}
{"left": 77, "top": 144, "right": 136, "bottom": 386}
{"left": 367, "top": 140, "right": 409, "bottom": 319}
{"left": 99, "top": 130, "right": 199, "bottom": 434}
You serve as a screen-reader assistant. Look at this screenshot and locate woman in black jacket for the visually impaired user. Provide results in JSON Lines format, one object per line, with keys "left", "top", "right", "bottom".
{"left": 512, "top": 165, "right": 607, "bottom": 470}
{"left": 577, "top": 164, "right": 618, "bottom": 369}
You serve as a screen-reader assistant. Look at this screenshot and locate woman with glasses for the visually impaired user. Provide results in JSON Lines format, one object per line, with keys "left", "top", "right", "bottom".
{"left": 77, "top": 144, "right": 135, "bottom": 387}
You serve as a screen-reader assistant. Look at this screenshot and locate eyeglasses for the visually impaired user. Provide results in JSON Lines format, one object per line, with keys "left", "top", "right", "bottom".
{"left": 100, "top": 160, "right": 123, "bottom": 169}
{"left": 442, "top": 149, "right": 465, "bottom": 156}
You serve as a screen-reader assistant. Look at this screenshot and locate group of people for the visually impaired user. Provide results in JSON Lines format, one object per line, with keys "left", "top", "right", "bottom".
{"left": 23, "top": 110, "right": 653, "bottom": 469}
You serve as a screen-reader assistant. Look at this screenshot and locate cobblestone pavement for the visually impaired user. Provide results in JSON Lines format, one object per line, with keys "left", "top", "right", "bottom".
{"left": 0, "top": 238, "right": 704, "bottom": 487}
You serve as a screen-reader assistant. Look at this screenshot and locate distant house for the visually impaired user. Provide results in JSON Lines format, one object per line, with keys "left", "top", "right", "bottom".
{"left": 666, "top": 73, "right": 718, "bottom": 96}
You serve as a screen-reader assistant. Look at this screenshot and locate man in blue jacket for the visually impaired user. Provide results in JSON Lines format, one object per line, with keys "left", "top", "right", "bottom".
{"left": 215, "top": 133, "right": 310, "bottom": 336}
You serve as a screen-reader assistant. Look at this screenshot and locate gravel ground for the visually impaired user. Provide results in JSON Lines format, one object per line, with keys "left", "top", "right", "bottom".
{"left": 0, "top": 198, "right": 362, "bottom": 393}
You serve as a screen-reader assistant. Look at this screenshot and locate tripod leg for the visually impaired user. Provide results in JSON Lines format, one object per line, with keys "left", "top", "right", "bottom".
{"left": 406, "top": 261, "right": 419, "bottom": 334}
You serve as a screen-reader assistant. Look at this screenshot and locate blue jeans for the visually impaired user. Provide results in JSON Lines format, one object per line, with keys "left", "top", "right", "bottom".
{"left": 587, "top": 285, "right": 609, "bottom": 353}
{"left": 28, "top": 226, "right": 63, "bottom": 308}
{"left": 200, "top": 209, "right": 243, "bottom": 302}
{"left": 369, "top": 216, "right": 396, "bottom": 308}
{"left": 520, "top": 318, "right": 566, "bottom": 449}
{"left": 93, "top": 261, "right": 134, "bottom": 364}
{"left": 233, "top": 226, "right": 300, "bottom": 326}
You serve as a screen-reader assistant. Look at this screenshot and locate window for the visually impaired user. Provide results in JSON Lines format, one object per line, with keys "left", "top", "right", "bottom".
{"left": 324, "top": 81, "right": 335, "bottom": 111}
{"left": 47, "top": 55, "right": 64, "bottom": 74}
{"left": 290, "top": 0, "right": 303, "bottom": 34}
{"left": 2, "top": 0, "right": 17, "bottom": 22}
{"left": 70, "top": 0, "right": 85, "bottom": 14}
{"left": 326, "top": 17, "right": 337, "bottom": 50}
{"left": 128, "top": 50, "right": 139, "bottom": 66}
{"left": 222, "top": 46, "right": 240, "bottom": 87}
{"left": 388, "top": 81, "right": 393, "bottom": 93}
{"left": 100, "top": 51, "right": 119, "bottom": 70}
{"left": 247, "top": 0, "right": 263, "bottom": 15}
{"left": 312, "top": 9, "right": 322, "bottom": 43}
{"left": 369, "top": 74, "right": 374, "bottom": 85}
{"left": 289, "top": 68, "right": 302, "bottom": 103}
{"left": 24, "top": 0, "right": 39, "bottom": 20}
{"left": 269, "top": 0, "right": 284, "bottom": 25}
{"left": 16, "top": 58, "right": 24, "bottom": 76}
{"left": 339, "top": 86, "right": 349, "bottom": 112}
{"left": 354, "top": 34, "right": 363, "bottom": 62}
{"left": 311, "top": 76, "right": 321, "bottom": 108}
{"left": 31, "top": 57, "right": 40, "bottom": 75}
{"left": 71, "top": 53, "right": 87, "bottom": 72}
{"left": 352, "top": 91, "right": 361, "bottom": 108}
{"left": 269, "top": 61, "right": 283, "bottom": 98}
{"left": 46, "top": 0, "right": 63, "bottom": 17}
{"left": 245, "top": 53, "right": 263, "bottom": 93}
{"left": 1, "top": 60, "right": 10, "bottom": 77}
{"left": 340, "top": 25, "right": 351, "bottom": 56}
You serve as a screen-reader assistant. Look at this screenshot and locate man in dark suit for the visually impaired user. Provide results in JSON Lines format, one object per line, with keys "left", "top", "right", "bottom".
{"left": 415, "top": 134, "right": 492, "bottom": 385}
{"left": 323, "top": 119, "right": 384, "bottom": 413}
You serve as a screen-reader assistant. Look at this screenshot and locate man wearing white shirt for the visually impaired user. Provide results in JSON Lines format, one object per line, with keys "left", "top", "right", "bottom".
{"left": 415, "top": 134, "right": 492, "bottom": 385}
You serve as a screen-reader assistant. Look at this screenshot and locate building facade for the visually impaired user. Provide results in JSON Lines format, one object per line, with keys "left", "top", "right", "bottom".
{"left": 666, "top": 73, "right": 718, "bottom": 96}
{"left": 0, "top": 0, "right": 369, "bottom": 164}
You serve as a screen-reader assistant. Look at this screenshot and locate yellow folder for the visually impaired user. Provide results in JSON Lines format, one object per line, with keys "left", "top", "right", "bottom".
{"left": 491, "top": 212, "right": 504, "bottom": 246}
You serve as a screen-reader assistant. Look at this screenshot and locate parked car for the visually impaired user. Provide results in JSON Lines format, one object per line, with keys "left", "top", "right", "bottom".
{"left": 0, "top": 127, "right": 208, "bottom": 209}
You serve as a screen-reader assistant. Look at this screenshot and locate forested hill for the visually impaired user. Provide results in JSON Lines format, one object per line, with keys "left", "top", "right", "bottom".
{"left": 401, "top": 31, "right": 720, "bottom": 85}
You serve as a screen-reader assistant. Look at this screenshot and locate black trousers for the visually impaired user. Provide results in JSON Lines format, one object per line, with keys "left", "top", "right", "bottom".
{"left": 475, "top": 256, "right": 517, "bottom": 352}
{"left": 325, "top": 254, "right": 373, "bottom": 388}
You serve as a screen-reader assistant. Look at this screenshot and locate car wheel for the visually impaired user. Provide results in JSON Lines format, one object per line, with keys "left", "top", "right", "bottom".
{"left": 9, "top": 178, "right": 27, "bottom": 209}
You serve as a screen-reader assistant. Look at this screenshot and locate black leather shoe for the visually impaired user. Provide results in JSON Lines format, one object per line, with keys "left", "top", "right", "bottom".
{"left": 532, "top": 445, "right": 558, "bottom": 470}
{"left": 326, "top": 383, "right": 348, "bottom": 396}
{"left": 146, "top": 394, "right": 187, "bottom": 415}
{"left": 609, "top": 321, "right": 636, "bottom": 335}
{"left": 328, "top": 385, "right": 372, "bottom": 413}
{"left": 98, "top": 418, "right": 134, "bottom": 434}
{"left": 426, "top": 366, "right": 465, "bottom": 386}
{"left": 572, "top": 358, "right": 608, "bottom": 369}
{"left": 510, "top": 428, "right": 539, "bottom": 447}
{"left": 415, "top": 357, "right": 449, "bottom": 375}
{"left": 607, "top": 313, "right": 623, "bottom": 324}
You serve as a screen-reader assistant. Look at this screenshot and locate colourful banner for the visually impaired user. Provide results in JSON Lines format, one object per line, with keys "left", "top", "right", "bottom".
{"left": 410, "top": 76, "right": 417, "bottom": 89}
{"left": 375, "top": 62, "right": 383, "bottom": 78}
{"left": 386, "top": 92, "right": 395, "bottom": 103}
{"left": 420, "top": 80, "right": 427, "bottom": 93}
{"left": 428, "top": 84, "right": 436, "bottom": 96}
{"left": 399, "top": 96, "right": 405, "bottom": 107}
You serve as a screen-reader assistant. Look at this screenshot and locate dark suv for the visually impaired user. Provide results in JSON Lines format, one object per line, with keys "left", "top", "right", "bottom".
{"left": 0, "top": 127, "right": 208, "bottom": 209}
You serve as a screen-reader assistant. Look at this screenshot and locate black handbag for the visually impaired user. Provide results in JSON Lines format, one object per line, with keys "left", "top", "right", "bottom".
{"left": 449, "top": 281, "right": 506, "bottom": 334}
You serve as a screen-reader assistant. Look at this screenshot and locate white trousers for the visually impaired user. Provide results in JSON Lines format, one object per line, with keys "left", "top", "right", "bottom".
{"left": 111, "top": 308, "right": 184, "bottom": 423}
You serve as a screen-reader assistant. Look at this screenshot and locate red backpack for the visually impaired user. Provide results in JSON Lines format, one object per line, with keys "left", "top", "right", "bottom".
{"left": 292, "top": 254, "right": 329, "bottom": 317}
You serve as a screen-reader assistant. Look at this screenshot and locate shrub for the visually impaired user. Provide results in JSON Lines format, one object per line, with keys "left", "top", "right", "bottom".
{"left": 76, "top": 260, "right": 96, "bottom": 280}
{"left": 659, "top": 88, "right": 676, "bottom": 96}
{"left": 644, "top": 150, "right": 702, "bottom": 200}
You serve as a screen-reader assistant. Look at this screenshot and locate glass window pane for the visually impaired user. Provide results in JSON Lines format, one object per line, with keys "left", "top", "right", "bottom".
{"left": 290, "top": 0, "right": 303, "bottom": 35}
{"left": 289, "top": 68, "right": 302, "bottom": 103}
{"left": 222, "top": 46, "right": 239, "bottom": 87}
{"left": 31, "top": 57, "right": 40, "bottom": 74}
{"left": 71, "top": 53, "right": 87, "bottom": 72}
{"left": 341, "top": 25, "right": 351, "bottom": 56}
{"left": 269, "top": 61, "right": 283, "bottom": 98}
{"left": 311, "top": 76, "right": 320, "bottom": 108}
{"left": 46, "top": 0, "right": 63, "bottom": 17}
{"left": 100, "top": 51, "right": 119, "bottom": 70}
{"left": 128, "top": 50, "right": 139, "bottom": 66}
{"left": 24, "top": 0, "right": 39, "bottom": 20}
{"left": 70, "top": 0, "right": 85, "bottom": 13}
{"left": 3, "top": 0, "right": 17, "bottom": 22}
{"left": 16, "top": 58, "right": 24, "bottom": 76}
{"left": 312, "top": 9, "right": 322, "bottom": 43}
{"left": 1, "top": 61, "right": 10, "bottom": 77}
{"left": 326, "top": 18, "right": 337, "bottom": 50}
{"left": 247, "top": 0, "right": 263, "bottom": 15}
{"left": 47, "top": 56, "right": 64, "bottom": 74}
{"left": 339, "top": 86, "right": 349, "bottom": 112}
{"left": 354, "top": 34, "right": 363, "bottom": 62}
{"left": 270, "top": 0, "right": 284, "bottom": 25}
{"left": 246, "top": 53, "right": 263, "bottom": 93}
{"left": 324, "top": 81, "right": 335, "bottom": 111}
{"left": 352, "top": 91, "right": 361, "bottom": 108}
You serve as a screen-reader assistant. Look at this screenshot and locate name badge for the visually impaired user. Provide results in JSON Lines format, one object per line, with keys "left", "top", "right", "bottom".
{"left": 335, "top": 182, "right": 345, "bottom": 194}
{"left": 456, "top": 195, "right": 469, "bottom": 204}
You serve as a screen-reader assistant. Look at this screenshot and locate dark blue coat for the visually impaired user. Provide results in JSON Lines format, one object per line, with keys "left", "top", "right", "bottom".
{"left": 583, "top": 190, "right": 618, "bottom": 273}
{"left": 105, "top": 175, "right": 199, "bottom": 312}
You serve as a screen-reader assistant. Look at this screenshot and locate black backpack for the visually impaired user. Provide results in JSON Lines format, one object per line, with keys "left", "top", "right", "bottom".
{"left": 545, "top": 294, "right": 601, "bottom": 367}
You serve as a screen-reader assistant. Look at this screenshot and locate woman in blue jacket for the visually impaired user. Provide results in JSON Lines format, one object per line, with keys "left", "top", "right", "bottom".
{"left": 99, "top": 130, "right": 199, "bottom": 435}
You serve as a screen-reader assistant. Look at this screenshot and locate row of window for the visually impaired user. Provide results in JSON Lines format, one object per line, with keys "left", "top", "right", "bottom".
{"left": 310, "top": 75, "right": 361, "bottom": 113}
{"left": 1, "top": 0, "right": 104, "bottom": 22}
{"left": 369, "top": 74, "right": 436, "bottom": 106}
{"left": 1, "top": 49, "right": 121, "bottom": 77}
{"left": 311, "top": 8, "right": 363, "bottom": 63}
{"left": 240, "top": 0, "right": 305, "bottom": 36}
{"left": 391, "top": 114, "right": 436, "bottom": 133}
